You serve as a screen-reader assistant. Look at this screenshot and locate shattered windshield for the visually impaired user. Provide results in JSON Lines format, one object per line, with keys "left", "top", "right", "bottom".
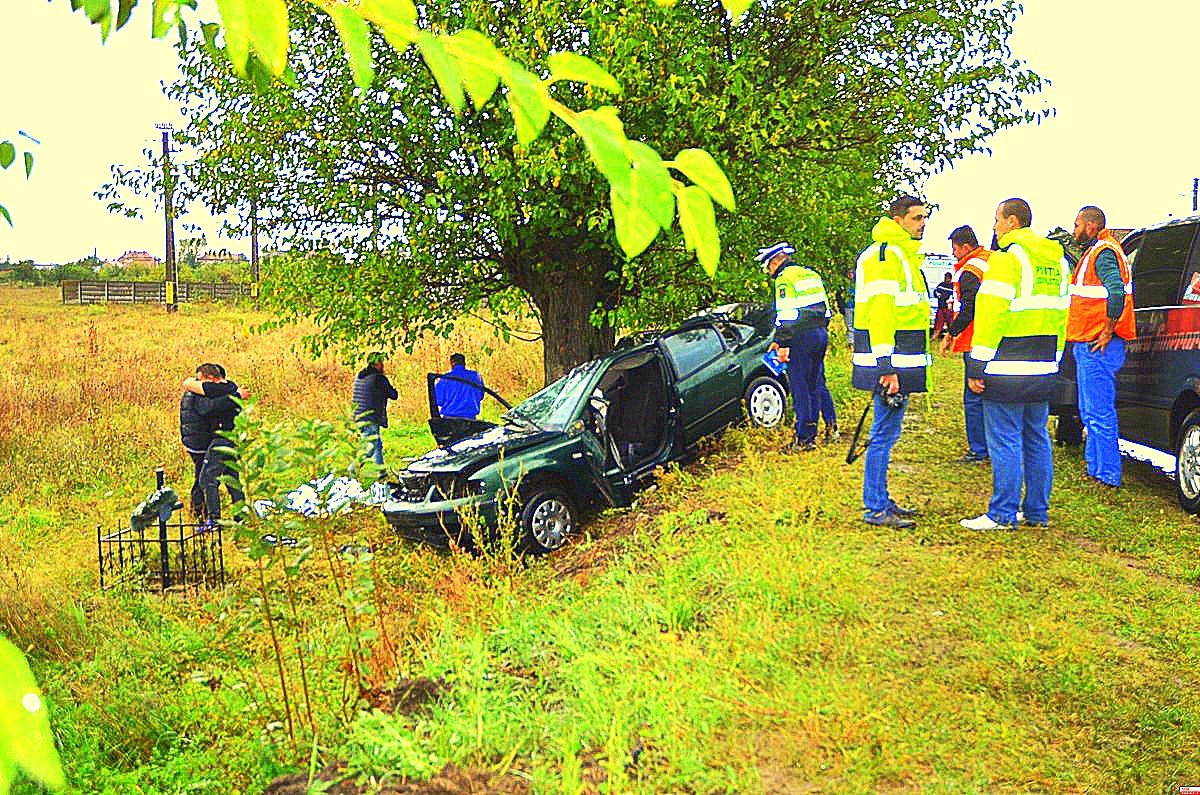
{"left": 503, "top": 359, "right": 604, "bottom": 432}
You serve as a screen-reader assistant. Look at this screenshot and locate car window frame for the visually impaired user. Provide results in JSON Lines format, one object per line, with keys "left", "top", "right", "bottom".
{"left": 1130, "top": 223, "right": 1198, "bottom": 310}
{"left": 660, "top": 323, "right": 729, "bottom": 381}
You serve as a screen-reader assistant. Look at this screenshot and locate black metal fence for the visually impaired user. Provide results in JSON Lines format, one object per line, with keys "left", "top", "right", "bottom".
{"left": 98, "top": 469, "right": 226, "bottom": 593}
{"left": 62, "top": 280, "right": 252, "bottom": 305}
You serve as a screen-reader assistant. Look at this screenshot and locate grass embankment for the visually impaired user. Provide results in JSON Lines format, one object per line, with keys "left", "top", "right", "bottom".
{"left": 3, "top": 286, "right": 1200, "bottom": 793}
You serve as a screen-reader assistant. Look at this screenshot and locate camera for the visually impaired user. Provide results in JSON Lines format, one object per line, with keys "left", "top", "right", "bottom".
{"left": 877, "top": 385, "right": 906, "bottom": 409}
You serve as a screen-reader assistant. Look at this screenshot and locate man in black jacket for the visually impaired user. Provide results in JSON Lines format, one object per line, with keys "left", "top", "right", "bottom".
{"left": 179, "top": 363, "right": 236, "bottom": 519}
{"left": 182, "top": 364, "right": 246, "bottom": 523}
{"left": 353, "top": 353, "right": 399, "bottom": 468}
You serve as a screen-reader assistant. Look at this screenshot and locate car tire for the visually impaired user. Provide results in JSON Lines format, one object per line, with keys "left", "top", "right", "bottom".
{"left": 1176, "top": 409, "right": 1200, "bottom": 514}
{"left": 519, "top": 487, "right": 577, "bottom": 554}
{"left": 744, "top": 376, "right": 786, "bottom": 429}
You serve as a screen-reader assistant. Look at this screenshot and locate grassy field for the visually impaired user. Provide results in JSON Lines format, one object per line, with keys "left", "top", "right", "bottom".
{"left": 4, "top": 286, "right": 1200, "bottom": 794}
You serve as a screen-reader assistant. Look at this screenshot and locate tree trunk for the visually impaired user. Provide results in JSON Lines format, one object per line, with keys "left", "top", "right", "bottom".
{"left": 531, "top": 273, "right": 615, "bottom": 385}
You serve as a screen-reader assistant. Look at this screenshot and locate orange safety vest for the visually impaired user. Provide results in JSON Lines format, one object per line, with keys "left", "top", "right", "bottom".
{"left": 950, "top": 248, "right": 988, "bottom": 353}
{"left": 1066, "top": 230, "right": 1135, "bottom": 342}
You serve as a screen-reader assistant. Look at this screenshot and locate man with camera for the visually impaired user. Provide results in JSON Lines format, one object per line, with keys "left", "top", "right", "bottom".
{"left": 852, "top": 196, "right": 931, "bottom": 529}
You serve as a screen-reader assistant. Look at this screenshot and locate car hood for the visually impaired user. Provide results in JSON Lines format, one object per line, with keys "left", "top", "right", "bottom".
{"left": 405, "top": 424, "right": 559, "bottom": 474}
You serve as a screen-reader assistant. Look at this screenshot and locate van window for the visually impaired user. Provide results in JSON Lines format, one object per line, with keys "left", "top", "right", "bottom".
{"left": 662, "top": 326, "right": 725, "bottom": 379}
{"left": 1132, "top": 224, "right": 1196, "bottom": 308}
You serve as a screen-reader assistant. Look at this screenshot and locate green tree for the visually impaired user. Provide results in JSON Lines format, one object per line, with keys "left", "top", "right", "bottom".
{"left": 105, "top": 0, "right": 1044, "bottom": 381}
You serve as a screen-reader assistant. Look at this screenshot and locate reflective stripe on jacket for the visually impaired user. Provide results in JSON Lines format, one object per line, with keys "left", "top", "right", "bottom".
{"left": 852, "top": 217, "right": 930, "bottom": 393}
{"left": 968, "top": 227, "right": 1069, "bottom": 403}
{"left": 1066, "top": 230, "right": 1135, "bottom": 342}
{"left": 772, "top": 261, "right": 830, "bottom": 344}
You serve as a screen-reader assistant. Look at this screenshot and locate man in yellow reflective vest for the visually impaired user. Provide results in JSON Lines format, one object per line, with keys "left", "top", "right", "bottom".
{"left": 960, "top": 198, "right": 1069, "bottom": 531}
{"left": 1067, "top": 205, "right": 1135, "bottom": 487}
{"left": 852, "top": 196, "right": 930, "bottom": 529}
{"left": 762, "top": 242, "right": 832, "bottom": 451}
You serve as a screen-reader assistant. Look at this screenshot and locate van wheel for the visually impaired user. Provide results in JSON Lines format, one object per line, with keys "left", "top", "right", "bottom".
{"left": 520, "top": 487, "right": 577, "bottom": 553}
{"left": 1177, "top": 409, "right": 1200, "bottom": 514}
{"left": 744, "top": 376, "right": 786, "bottom": 429}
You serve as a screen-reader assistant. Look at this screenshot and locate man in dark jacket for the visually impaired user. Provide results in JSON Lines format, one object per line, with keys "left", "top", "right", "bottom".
{"left": 179, "top": 363, "right": 240, "bottom": 520}
{"left": 353, "top": 353, "right": 399, "bottom": 467}
{"left": 182, "top": 364, "right": 246, "bottom": 524}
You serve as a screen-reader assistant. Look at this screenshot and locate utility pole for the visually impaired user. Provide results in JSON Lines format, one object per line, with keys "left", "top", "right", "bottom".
{"left": 1193, "top": 177, "right": 1198, "bottom": 214}
{"left": 250, "top": 194, "right": 260, "bottom": 302}
{"left": 157, "top": 123, "right": 178, "bottom": 313}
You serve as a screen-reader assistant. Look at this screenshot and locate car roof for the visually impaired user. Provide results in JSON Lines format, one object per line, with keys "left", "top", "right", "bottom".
{"left": 1125, "top": 214, "right": 1200, "bottom": 238}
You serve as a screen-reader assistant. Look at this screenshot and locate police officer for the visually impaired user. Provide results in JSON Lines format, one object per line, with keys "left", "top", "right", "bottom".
{"left": 960, "top": 198, "right": 1068, "bottom": 530}
{"left": 761, "top": 241, "right": 832, "bottom": 452}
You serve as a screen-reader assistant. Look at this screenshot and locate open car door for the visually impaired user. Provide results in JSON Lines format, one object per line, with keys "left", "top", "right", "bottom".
{"left": 426, "top": 373, "right": 513, "bottom": 447}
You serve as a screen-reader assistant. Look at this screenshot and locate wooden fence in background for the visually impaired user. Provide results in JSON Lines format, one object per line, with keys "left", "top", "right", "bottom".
{"left": 62, "top": 280, "right": 252, "bottom": 305}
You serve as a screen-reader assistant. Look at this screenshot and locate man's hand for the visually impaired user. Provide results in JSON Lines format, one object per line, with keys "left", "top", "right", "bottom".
{"left": 768, "top": 342, "right": 779, "bottom": 353}
{"left": 968, "top": 378, "right": 986, "bottom": 394}
{"left": 182, "top": 377, "right": 205, "bottom": 395}
{"left": 879, "top": 374, "right": 899, "bottom": 395}
{"left": 1090, "top": 323, "right": 1115, "bottom": 353}
{"left": 235, "top": 388, "right": 251, "bottom": 401}
{"left": 776, "top": 347, "right": 790, "bottom": 363}
{"left": 940, "top": 334, "right": 954, "bottom": 356}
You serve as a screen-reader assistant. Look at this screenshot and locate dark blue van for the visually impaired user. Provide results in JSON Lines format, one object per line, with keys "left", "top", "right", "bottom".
{"left": 1115, "top": 217, "right": 1200, "bottom": 512}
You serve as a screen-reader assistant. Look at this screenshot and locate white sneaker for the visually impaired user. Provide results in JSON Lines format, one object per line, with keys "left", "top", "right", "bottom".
{"left": 1016, "top": 511, "right": 1024, "bottom": 524}
{"left": 960, "top": 513, "right": 1016, "bottom": 531}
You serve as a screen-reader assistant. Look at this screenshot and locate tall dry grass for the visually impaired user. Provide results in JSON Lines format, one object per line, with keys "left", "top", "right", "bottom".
{"left": 0, "top": 286, "right": 541, "bottom": 654}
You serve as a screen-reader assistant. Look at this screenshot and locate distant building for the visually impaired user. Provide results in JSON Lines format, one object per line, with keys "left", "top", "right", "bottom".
{"left": 115, "top": 250, "right": 161, "bottom": 269}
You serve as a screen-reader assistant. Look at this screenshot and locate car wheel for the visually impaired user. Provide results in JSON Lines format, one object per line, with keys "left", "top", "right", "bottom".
{"left": 520, "top": 487, "right": 577, "bottom": 553}
{"left": 744, "top": 376, "right": 786, "bottom": 429}
{"left": 1176, "top": 409, "right": 1200, "bottom": 514}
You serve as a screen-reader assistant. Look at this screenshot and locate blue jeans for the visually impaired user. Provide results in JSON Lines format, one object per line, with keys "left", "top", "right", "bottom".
{"left": 963, "top": 354, "right": 988, "bottom": 458}
{"left": 819, "top": 380, "right": 837, "bottom": 426}
{"left": 983, "top": 400, "right": 1052, "bottom": 524}
{"left": 1075, "top": 339, "right": 1125, "bottom": 486}
{"left": 200, "top": 436, "right": 244, "bottom": 522}
{"left": 361, "top": 422, "right": 384, "bottom": 467}
{"left": 785, "top": 327, "right": 828, "bottom": 443}
{"left": 863, "top": 392, "right": 908, "bottom": 514}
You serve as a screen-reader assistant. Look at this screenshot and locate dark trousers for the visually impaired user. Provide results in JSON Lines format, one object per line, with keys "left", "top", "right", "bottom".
{"left": 785, "top": 327, "right": 828, "bottom": 444}
{"left": 188, "top": 450, "right": 207, "bottom": 519}
{"left": 933, "top": 306, "right": 953, "bottom": 336}
{"left": 200, "top": 436, "right": 244, "bottom": 522}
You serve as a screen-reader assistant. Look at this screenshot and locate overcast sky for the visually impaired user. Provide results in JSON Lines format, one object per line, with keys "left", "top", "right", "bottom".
{"left": 1, "top": 0, "right": 1198, "bottom": 263}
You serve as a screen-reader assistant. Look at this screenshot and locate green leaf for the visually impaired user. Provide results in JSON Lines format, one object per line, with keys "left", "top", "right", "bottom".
{"left": 0, "top": 143, "right": 13, "bottom": 170}
{"left": 214, "top": 0, "right": 251, "bottom": 74}
{"left": 444, "top": 30, "right": 505, "bottom": 111}
{"left": 244, "top": 0, "right": 290, "bottom": 76}
{"left": 0, "top": 637, "right": 66, "bottom": 791}
{"left": 504, "top": 65, "right": 550, "bottom": 146}
{"left": 720, "top": 0, "right": 754, "bottom": 21}
{"left": 24, "top": 151, "right": 34, "bottom": 179}
{"left": 116, "top": 0, "right": 136, "bottom": 31}
{"left": 677, "top": 185, "right": 720, "bottom": 276}
{"left": 628, "top": 142, "right": 674, "bottom": 230}
{"left": 611, "top": 187, "right": 660, "bottom": 257}
{"left": 670, "top": 148, "right": 735, "bottom": 211}
{"left": 573, "top": 109, "right": 631, "bottom": 195}
{"left": 326, "top": 4, "right": 374, "bottom": 89}
{"left": 547, "top": 52, "right": 620, "bottom": 94}
{"left": 82, "top": 0, "right": 113, "bottom": 40}
{"left": 417, "top": 33, "right": 465, "bottom": 113}
{"left": 358, "top": 0, "right": 417, "bottom": 53}
{"left": 0, "top": 205, "right": 11, "bottom": 227}
{"left": 151, "top": 0, "right": 174, "bottom": 38}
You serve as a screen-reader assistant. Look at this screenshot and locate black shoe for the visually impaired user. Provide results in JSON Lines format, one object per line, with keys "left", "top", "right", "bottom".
{"left": 788, "top": 439, "right": 818, "bottom": 453}
{"left": 864, "top": 510, "right": 916, "bottom": 529}
{"left": 957, "top": 452, "right": 990, "bottom": 464}
{"left": 888, "top": 503, "right": 918, "bottom": 518}
{"left": 824, "top": 424, "right": 840, "bottom": 443}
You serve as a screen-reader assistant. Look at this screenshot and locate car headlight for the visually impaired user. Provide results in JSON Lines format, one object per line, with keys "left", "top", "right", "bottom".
{"left": 429, "top": 473, "right": 490, "bottom": 500}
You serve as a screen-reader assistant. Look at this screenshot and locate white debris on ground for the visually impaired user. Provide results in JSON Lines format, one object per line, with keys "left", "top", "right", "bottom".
{"left": 252, "top": 475, "right": 392, "bottom": 520}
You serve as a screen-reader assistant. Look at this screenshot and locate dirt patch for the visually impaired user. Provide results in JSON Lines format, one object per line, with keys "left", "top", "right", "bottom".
{"left": 360, "top": 677, "right": 450, "bottom": 715}
{"left": 263, "top": 763, "right": 529, "bottom": 795}
{"left": 1067, "top": 535, "right": 1199, "bottom": 592}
